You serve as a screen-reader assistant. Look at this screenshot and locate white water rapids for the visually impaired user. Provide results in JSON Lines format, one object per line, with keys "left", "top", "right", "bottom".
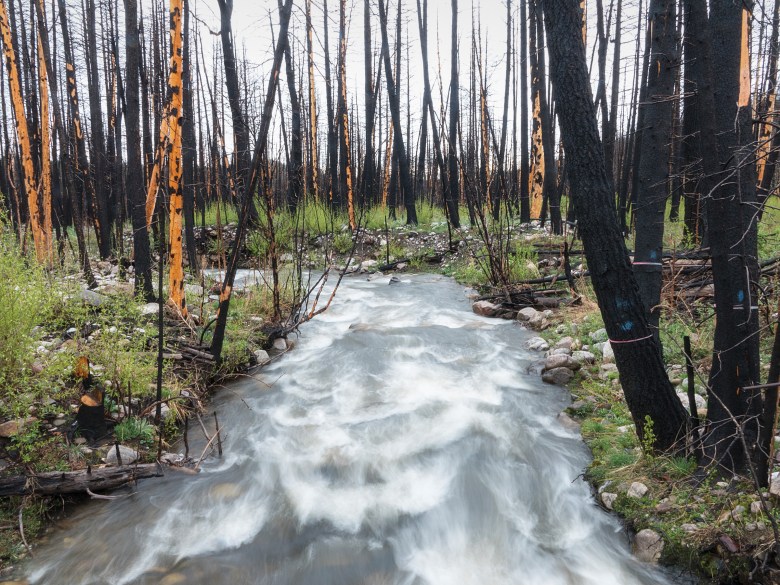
{"left": 25, "top": 273, "right": 685, "bottom": 584}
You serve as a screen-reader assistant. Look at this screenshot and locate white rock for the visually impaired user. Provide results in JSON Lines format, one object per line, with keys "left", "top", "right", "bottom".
{"left": 473, "top": 300, "right": 501, "bottom": 317}
{"left": 676, "top": 391, "right": 706, "bottom": 411}
{"left": 571, "top": 350, "right": 596, "bottom": 365}
{"left": 590, "top": 328, "right": 608, "bottom": 343}
{"left": 525, "top": 337, "right": 550, "bottom": 352}
{"left": 141, "top": 302, "right": 159, "bottom": 316}
{"left": 105, "top": 445, "right": 139, "bottom": 466}
{"left": 517, "top": 307, "right": 541, "bottom": 322}
{"left": 601, "top": 492, "right": 618, "bottom": 510}
{"left": 543, "top": 354, "right": 581, "bottom": 372}
{"left": 554, "top": 336, "right": 575, "bottom": 350}
{"left": 627, "top": 481, "right": 649, "bottom": 498}
{"left": 254, "top": 349, "right": 270, "bottom": 365}
{"left": 633, "top": 529, "right": 664, "bottom": 563}
{"left": 272, "top": 338, "right": 288, "bottom": 351}
{"left": 602, "top": 340, "right": 615, "bottom": 363}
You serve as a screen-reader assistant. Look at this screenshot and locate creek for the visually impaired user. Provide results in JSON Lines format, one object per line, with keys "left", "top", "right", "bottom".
{"left": 26, "top": 274, "right": 683, "bottom": 584}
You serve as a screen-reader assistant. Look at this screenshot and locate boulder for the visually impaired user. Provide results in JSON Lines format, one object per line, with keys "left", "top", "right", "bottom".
{"left": 556, "top": 412, "right": 581, "bottom": 433}
{"left": 554, "top": 336, "right": 575, "bottom": 350}
{"left": 543, "top": 354, "right": 581, "bottom": 372}
{"left": 590, "top": 328, "right": 608, "bottom": 343}
{"left": 254, "top": 350, "right": 271, "bottom": 365}
{"left": 272, "top": 338, "right": 288, "bottom": 351}
{"left": 517, "top": 307, "right": 542, "bottom": 322}
{"left": 549, "top": 347, "right": 572, "bottom": 356}
{"left": 105, "top": 444, "right": 139, "bottom": 466}
{"left": 601, "top": 492, "right": 618, "bottom": 510}
{"left": 571, "top": 351, "right": 596, "bottom": 365}
{"left": 676, "top": 392, "right": 706, "bottom": 412}
{"left": 627, "top": 481, "right": 649, "bottom": 499}
{"left": 633, "top": 529, "right": 664, "bottom": 563}
{"left": 542, "top": 367, "right": 575, "bottom": 385}
{"left": 141, "top": 302, "right": 159, "bottom": 316}
{"left": 0, "top": 417, "right": 36, "bottom": 438}
{"left": 525, "top": 337, "right": 550, "bottom": 352}
{"left": 602, "top": 340, "right": 615, "bottom": 363}
{"left": 472, "top": 300, "right": 501, "bottom": 318}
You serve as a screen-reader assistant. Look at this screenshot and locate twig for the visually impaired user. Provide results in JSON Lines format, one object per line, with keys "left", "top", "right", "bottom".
{"left": 194, "top": 425, "right": 224, "bottom": 471}
{"left": 86, "top": 488, "right": 120, "bottom": 500}
{"left": 18, "top": 500, "right": 32, "bottom": 557}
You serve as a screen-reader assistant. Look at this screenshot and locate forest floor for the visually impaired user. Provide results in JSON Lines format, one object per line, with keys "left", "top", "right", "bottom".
{"left": 2, "top": 204, "right": 780, "bottom": 582}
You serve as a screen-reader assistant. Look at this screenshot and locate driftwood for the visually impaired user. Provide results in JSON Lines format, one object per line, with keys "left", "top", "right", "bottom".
{"left": 0, "top": 463, "right": 163, "bottom": 497}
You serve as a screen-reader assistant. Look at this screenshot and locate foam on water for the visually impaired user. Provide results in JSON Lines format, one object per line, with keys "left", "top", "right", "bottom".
{"left": 24, "top": 273, "right": 680, "bottom": 585}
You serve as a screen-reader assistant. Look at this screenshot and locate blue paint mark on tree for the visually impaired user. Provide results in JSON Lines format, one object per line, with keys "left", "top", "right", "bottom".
{"left": 737, "top": 290, "right": 745, "bottom": 303}
{"left": 620, "top": 320, "right": 634, "bottom": 332}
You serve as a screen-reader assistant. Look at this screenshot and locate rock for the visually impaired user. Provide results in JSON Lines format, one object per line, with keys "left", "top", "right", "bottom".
{"left": 517, "top": 307, "right": 549, "bottom": 329}
{"left": 543, "top": 354, "right": 581, "bottom": 372}
{"left": 601, "top": 492, "right": 618, "bottom": 510}
{"left": 360, "top": 259, "right": 378, "bottom": 270}
{"left": 472, "top": 300, "right": 502, "bottom": 318}
{"left": 53, "top": 418, "right": 67, "bottom": 427}
{"left": 681, "top": 523, "right": 698, "bottom": 533}
{"left": 746, "top": 523, "right": 757, "bottom": 532}
{"left": 571, "top": 351, "right": 596, "bottom": 365}
{"left": 627, "top": 482, "right": 649, "bottom": 499}
{"left": 676, "top": 392, "right": 706, "bottom": 412}
{"left": 184, "top": 284, "right": 205, "bottom": 297}
{"left": 655, "top": 501, "right": 674, "bottom": 513}
{"left": 556, "top": 412, "right": 580, "bottom": 432}
{"left": 590, "top": 328, "right": 608, "bottom": 343}
{"left": 74, "top": 437, "right": 87, "bottom": 446}
{"left": 105, "top": 444, "right": 139, "bottom": 466}
{"left": 0, "top": 417, "right": 36, "bottom": 438}
{"left": 80, "top": 289, "right": 106, "bottom": 307}
{"left": 554, "top": 336, "right": 575, "bottom": 350}
{"left": 388, "top": 276, "right": 402, "bottom": 285}
{"left": 542, "top": 367, "right": 575, "bottom": 385}
{"left": 525, "top": 337, "right": 550, "bottom": 352}
{"left": 141, "top": 302, "right": 159, "bottom": 316}
{"left": 602, "top": 340, "right": 615, "bottom": 363}
{"left": 751, "top": 501, "right": 767, "bottom": 515}
{"left": 272, "top": 338, "right": 288, "bottom": 351}
{"left": 633, "top": 529, "right": 664, "bottom": 563}
{"left": 254, "top": 350, "right": 271, "bottom": 365}
{"left": 549, "top": 347, "right": 572, "bottom": 356}
{"left": 160, "top": 452, "right": 184, "bottom": 465}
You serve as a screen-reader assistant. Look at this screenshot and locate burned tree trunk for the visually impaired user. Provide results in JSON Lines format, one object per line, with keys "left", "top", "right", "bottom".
{"left": 378, "top": 0, "right": 417, "bottom": 225}
{"left": 540, "top": 0, "right": 688, "bottom": 451}
{"left": 632, "top": 0, "right": 678, "bottom": 331}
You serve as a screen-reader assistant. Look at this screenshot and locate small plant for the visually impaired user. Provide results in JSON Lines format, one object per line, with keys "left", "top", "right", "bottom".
{"left": 641, "top": 414, "right": 657, "bottom": 455}
{"left": 114, "top": 417, "right": 155, "bottom": 446}
{"left": 332, "top": 232, "right": 353, "bottom": 255}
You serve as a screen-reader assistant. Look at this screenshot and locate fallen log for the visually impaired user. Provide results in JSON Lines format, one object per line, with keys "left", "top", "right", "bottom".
{"left": 0, "top": 463, "right": 164, "bottom": 497}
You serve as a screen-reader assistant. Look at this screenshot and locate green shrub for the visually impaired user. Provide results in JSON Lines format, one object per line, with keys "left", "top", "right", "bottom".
{"left": 114, "top": 417, "right": 155, "bottom": 446}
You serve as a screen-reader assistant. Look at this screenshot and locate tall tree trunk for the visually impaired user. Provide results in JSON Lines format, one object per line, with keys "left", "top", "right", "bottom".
{"left": 447, "top": 0, "right": 461, "bottom": 228}
{"left": 85, "top": 0, "right": 110, "bottom": 259}
{"left": 123, "top": 0, "right": 154, "bottom": 300}
{"left": 323, "top": 0, "right": 338, "bottom": 206}
{"left": 216, "top": 0, "right": 258, "bottom": 224}
{"left": 378, "top": 0, "right": 417, "bottom": 225}
{"left": 305, "top": 0, "right": 319, "bottom": 202}
{"left": 0, "top": 0, "right": 45, "bottom": 263}
{"left": 632, "top": 0, "right": 678, "bottom": 331}
{"left": 165, "top": 0, "right": 186, "bottom": 317}
{"left": 337, "top": 0, "right": 356, "bottom": 228}
{"left": 182, "top": 0, "right": 197, "bottom": 272}
{"left": 704, "top": 0, "right": 763, "bottom": 478}
{"left": 283, "top": 1, "right": 303, "bottom": 214}
{"left": 57, "top": 0, "right": 95, "bottom": 284}
{"left": 519, "top": 0, "right": 530, "bottom": 222}
{"left": 540, "top": 0, "right": 688, "bottom": 451}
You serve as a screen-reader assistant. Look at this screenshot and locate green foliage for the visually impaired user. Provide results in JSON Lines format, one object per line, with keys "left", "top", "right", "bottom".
{"left": 641, "top": 415, "right": 657, "bottom": 454}
{"left": 0, "top": 226, "right": 56, "bottom": 391}
{"left": 114, "top": 417, "right": 155, "bottom": 446}
{"left": 332, "top": 232, "right": 354, "bottom": 254}
{"left": 508, "top": 245, "right": 540, "bottom": 282}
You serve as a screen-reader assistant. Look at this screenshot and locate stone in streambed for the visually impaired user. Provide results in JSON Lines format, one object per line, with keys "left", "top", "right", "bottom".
{"left": 542, "top": 367, "right": 575, "bottom": 385}
{"left": 525, "top": 337, "right": 549, "bottom": 352}
{"left": 601, "top": 492, "right": 618, "bottom": 510}
{"left": 571, "top": 350, "right": 596, "bottom": 365}
{"left": 472, "top": 300, "right": 502, "bottom": 317}
{"left": 105, "top": 444, "right": 138, "bottom": 466}
{"left": 543, "top": 354, "right": 581, "bottom": 372}
{"left": 633, "top": 529, "right": 664, "bottom": 563}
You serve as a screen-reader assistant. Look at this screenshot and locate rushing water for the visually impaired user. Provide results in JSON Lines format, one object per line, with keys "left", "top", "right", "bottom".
{"left": 26, "top": 274, "right": 682, "bottom": 585}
